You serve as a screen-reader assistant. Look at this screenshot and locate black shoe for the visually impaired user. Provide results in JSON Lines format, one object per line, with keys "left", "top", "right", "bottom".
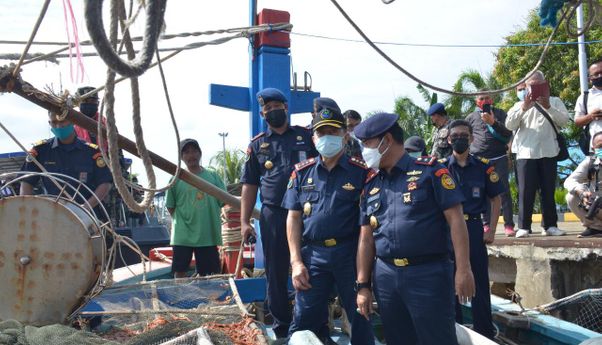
{"left": 579, "top": 228, "right": 602, "bottom": 238}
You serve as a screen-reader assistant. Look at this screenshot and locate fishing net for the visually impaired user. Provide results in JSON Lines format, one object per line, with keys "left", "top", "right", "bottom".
{"left": 0, "top": 276, "right": 267, "bottom": 345}
{"left": 539, "top": 288, "right": 602, "bottom": 333}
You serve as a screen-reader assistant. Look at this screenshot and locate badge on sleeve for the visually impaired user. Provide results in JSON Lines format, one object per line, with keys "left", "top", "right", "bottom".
{"left": 441, "top": 174, "right": 456, "bottom": 190}
{"left": 490, "top": 171, "right": 500, "bottom": 183}
{"left": 96, "top": 157, "right": 106, "bottom": 168}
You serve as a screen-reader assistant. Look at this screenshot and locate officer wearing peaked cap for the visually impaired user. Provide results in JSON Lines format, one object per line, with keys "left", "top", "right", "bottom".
{"left": 240, "top": 87, "right": 318, "bottom": 338}
{"left": 282, "top": 102, "right": 374, "bottom": 344}
{"left": 353, "top": 112, "right": 475, "bottom": 345}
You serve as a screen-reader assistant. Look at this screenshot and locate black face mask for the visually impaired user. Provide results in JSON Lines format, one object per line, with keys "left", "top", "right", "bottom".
{"left": 592, "top": 77, "right": 602, "bottom": 88}
{"left": 80, "top": 103, "right": 98, "bottom": 118}
{"left": 265, "top": 108, "right": 287, "bottom": 128}
{"left": 451, "top": 137, "right": 469, "bottom": 154}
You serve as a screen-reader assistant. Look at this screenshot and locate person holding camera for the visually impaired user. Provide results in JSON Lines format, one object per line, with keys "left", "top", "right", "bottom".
{"left": 506, "top": 70, "right": 570, "bottom": 238}
{"left": 564, "top": 131, "right": 602, "bottom": 237}
{"left": 466, "top": 91, "right": 515, "bottom": 236}
{"left": 575, "top": 60, "right": 602, "bottom": 153}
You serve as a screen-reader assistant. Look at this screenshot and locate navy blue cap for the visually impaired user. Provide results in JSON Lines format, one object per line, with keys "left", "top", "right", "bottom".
{"left": 257, "top": 88, "right": 287, "bottom": 106}
{"left": 427, "top": 103, "right": 446, "bottom": 116}
{"left": 404, "top": 136, "right": 426, "bottom": 153}
{"left": 312, "top": 107, "right": 345, "bottom": 131}
{"left": 313, "top": 97, "right": 341, "bottom": 114}
{"left": 354, "top": 112, "right": 399, "bottom": 140}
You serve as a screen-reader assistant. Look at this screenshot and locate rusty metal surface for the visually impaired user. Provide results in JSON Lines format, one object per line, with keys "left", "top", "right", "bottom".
{"left": 0, "top": 196, "right": 101, "bottom": 325}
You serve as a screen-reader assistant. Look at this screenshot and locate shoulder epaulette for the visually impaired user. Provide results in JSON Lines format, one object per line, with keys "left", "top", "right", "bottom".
{"left": 33, "top": 139, "right": 50, "bottom": 147}
{"left": 415, "top": 156, "right": 437, "bottom": 166}
{"left": 365, "top": 169, "right": 378, "bottom": 183}
{"left": 437, "top": 157, "right": 448, "bottom": 164}
{"left": 475, "top": 155, "right": 489, "bottom": 164}
{"left": 294, "top": 157, "right": 316, "bottom": 171}
{"left": 349, "top": 156, "right": 368, "bottom": 169}
{"left": 85, "top": 142, "right": 99, "bottom": 150}
{"left": 293, "top": 125, "right": 311, "bottom": 132}
{"left": 251, "top": 132, "right": 265, "bottom": 142}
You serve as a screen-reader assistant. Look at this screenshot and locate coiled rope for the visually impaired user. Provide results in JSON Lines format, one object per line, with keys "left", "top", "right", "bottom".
{"left": 84, "top": 0, "right": 166, "bottom": 77}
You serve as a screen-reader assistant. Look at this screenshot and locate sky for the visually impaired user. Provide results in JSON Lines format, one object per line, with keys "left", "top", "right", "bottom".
{"left": 0, "top": 0, "right": 543, "bottom": 186}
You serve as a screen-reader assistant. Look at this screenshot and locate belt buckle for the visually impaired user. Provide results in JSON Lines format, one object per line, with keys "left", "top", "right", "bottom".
{"left": 393, "top": 258, "right": 409, "bottom": 267}
{"left": 464, "top": 214, "right": 469, "bottom": 220}
{"left": 324, "top": 238, "right": 337, "bottom": 247}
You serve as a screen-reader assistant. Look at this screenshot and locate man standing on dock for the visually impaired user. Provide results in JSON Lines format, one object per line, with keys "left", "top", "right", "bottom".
{"left": 354, "top": 113, "right": 474, "bottom": 345}
{"left": 166, "top": 139, "right": 225, "bottom": 278}
{"left": 240, "top": 88, "right": 318, "bottom": 339}
{"left": 283, "top": 103, "right": 374, "bottom": 344}
{"left": 443, "top": 120, "right": 503, "bottom": 339}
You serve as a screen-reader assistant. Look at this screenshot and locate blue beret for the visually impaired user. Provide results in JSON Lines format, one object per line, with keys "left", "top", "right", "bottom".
{"left": 313, "top": 97, "right": 341, "bottom": 114}
{"left": 257, "top": 88, "right": 287, "bottom": 106}
{"left": 354, "top": 112, "right": 399, "bottom": 140}
{"left": 427, "top": 103, "right": 446, "bottom": 116}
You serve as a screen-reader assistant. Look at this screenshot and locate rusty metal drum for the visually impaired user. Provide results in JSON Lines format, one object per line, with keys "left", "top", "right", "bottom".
{"left": 0, "top": 195, "right": 103, "bottom": 325}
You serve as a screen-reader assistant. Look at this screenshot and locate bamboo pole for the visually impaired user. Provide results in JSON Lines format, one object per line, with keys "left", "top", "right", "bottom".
{"left": 0, "top": 75, "right": 259, "bottom": 219}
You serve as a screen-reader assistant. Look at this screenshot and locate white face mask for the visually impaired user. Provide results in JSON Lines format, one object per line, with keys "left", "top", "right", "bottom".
{"left": 361, "top": 137, "right": 389, "bottom": 170}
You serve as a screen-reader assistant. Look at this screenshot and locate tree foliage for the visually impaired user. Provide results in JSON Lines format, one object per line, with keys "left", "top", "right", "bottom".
{"left": 393, "top": 84, "right": 437, "bottom": 147}
{"left": 208, "top": 149, "right": 246, "bottom": 186}
{"left": 445, "top": 69, "right": 502, "bottom": 116}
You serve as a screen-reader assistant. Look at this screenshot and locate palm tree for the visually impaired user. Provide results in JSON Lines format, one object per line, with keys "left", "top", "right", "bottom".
{"left": 445, "top": 69, "right": 502, "bottom": 116}
{"left": 393, "top": 84, "right": 438, "bottom": 148}
{"left": 209, "top": 149, "right": 246, "bottom": 195}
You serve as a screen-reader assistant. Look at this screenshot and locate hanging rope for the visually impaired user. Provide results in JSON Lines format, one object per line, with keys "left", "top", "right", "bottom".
{"left": 329, "top": 0, "right": 575, "bottom": 96}
{"left": 84, "top": 0, "right": 166, "bottom": 77}
{"left": 61, "top": 0, "right": 85, "bottom": 82}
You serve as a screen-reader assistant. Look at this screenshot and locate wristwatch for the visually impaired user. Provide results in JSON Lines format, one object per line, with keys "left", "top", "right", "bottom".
{"left": 354, "top": 281, "right": 371, "bottom": 292}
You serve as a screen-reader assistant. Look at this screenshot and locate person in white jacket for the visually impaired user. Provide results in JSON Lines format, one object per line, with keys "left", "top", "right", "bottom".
{"left": 505, "top": 71, "right": 571, "bottom": 238}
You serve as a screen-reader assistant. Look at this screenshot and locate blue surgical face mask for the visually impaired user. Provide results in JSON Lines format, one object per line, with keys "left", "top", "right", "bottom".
{"left": 517, "top": 89, "right": 527, "bottom": 101}
{"left": 595, "top": 148, "right": 602, "bottom": 159}
{"left": 51, "top": 124, "right": 74, "bottom": 141}
{"left": 316, "top": 134, "right": 344, "bottom": 158}
{"left": 408, "top": 151, "right": 422, "bottom": 158}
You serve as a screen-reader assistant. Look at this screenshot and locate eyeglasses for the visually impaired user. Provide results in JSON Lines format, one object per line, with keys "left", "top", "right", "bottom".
{"left": 450, "top": 134, "right": 469, "bottom": 140}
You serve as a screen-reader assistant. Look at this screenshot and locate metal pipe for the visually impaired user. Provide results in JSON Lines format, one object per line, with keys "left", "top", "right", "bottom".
{"left": 3, "top": 78, "right": 259, "bottom": 219}
{"left": 576, "top": 4, "right": 589, "bottom": 93}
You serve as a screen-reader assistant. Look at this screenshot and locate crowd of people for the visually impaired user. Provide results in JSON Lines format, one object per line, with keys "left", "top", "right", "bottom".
{"left": 12, "top": 59, "right": 602, "bottom": 344}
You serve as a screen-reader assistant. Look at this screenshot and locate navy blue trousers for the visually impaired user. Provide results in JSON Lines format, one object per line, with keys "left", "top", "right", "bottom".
{"left": 455, "top": 218, "right": 495, "bottom": 339}
{"left": 259, "top": 205, "right": 292, "bottom": 338}
{"left": 289, "top": 241, "right": 374, "bottom": 344}
{"left": 373, "top": 257, "right": 457, "bottom": 345}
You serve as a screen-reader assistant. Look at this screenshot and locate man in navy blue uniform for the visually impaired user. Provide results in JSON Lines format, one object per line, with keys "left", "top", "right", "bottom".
{"left": 282, "top": 103, "right": 374, "bottom": 344}
{"left": 20, "top": 111, "right": 112, "bottom": 209}
{"left": 442, "top": 120, "right": 503, "bottom": 339}
{"left": 240, "top": 88, "right": 318, "bottom": 338}
{"left": 354, "top": 113, "right": 475, "bottom": 345}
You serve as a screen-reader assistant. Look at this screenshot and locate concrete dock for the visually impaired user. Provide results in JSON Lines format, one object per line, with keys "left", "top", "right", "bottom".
{"left": 489, "top": 221, "right": 602, "bottom": 308}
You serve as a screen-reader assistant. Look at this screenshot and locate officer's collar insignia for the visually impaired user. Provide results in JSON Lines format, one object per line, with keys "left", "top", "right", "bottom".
{"left": 415, "top": 156, "right": 436, "bottom": 166}
{"left": 297, "top": 135, "right": 303, "bottom": 141}
{"left": 403, "top": 192, "right": 412, "bottom": 204}
{"left": 477, "top": 156, "right": 490, "bottom": 164}
{"left": 349, "top": 157, "right": 368, "bottom": 169}
{"left": 369, "top": 187, "right": 380, "bottom": 195}
{"left": 342, "top": 183, "right": 355, "bottom": 191}
{"left": 441, "top": 173, "right": 456, "bottom": 190}
{"left": 406, "top": 176, "right": 419, "bottom": 182}
{"left": 260, "top": 142, "right": 270, "bottom": 149}
{"left": 407, "top": 170, "right": 423, "bottom": 176}
{"left": 307, "top": 177, "right": 313, "bottom": 184}
{"left": 295, "top": 158, "right": 317, "bottom": 171}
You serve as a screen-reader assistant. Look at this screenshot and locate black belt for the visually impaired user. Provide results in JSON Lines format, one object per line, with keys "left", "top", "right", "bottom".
{"left": 303, "top": 235, "right": 355, "bottom": 248}
{"left": 378, "top": 253, "right": 448, "bottom": 267}
{"left": 464, "top": 214, "right": 481, "bottom": 221}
